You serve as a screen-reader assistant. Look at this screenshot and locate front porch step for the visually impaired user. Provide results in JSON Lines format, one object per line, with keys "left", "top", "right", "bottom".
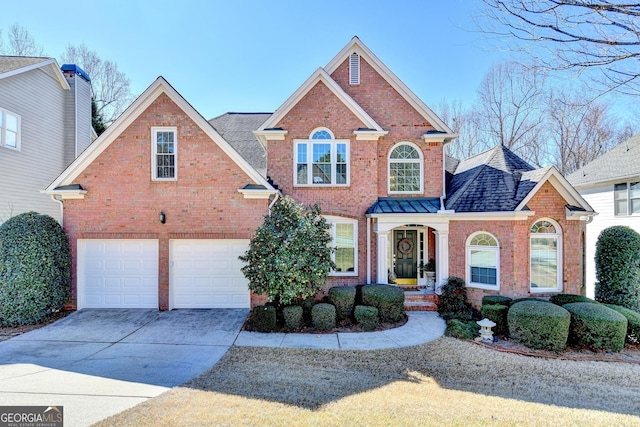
{"left": 404, "top": 290, "right": 439, "bottom": 312}
{"left": 404, "top": 301, "right": 438, "bottom": 311}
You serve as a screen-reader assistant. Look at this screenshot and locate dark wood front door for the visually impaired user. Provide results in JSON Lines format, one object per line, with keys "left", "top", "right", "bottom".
{"left": 394, "top": 230, "right": 417, "bottom": 279}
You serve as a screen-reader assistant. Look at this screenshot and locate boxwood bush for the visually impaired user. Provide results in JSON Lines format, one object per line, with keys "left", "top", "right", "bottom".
{"left": 251, "top": 305, "right": 277, "bottom": 332}
{"left": 312, "top": 303, "right": 336, "bottom": 330}
{"left": 605, "top": 304, "right": 640, "bottom": 344}
{"left": 550, "top": 293, "right": 598, "bottom": 306}
{"left": 563, "top": 302, "right": 627, "bottom": 352}
{"left": 282, "top": 305, "right": 303, "bottom": 330}
{"left": 595, "top": 225, "right": 640, "bottom": 311}
{"left": 508, "top": 300, "right": 570, "bottom": 352}
{"left": 482, "top": 295, "right": 512, "bottom": 307}
{"left": 361, "top": 284, "right": 405, "bottom": 322}
{"left": 481, "top": 304, "right": 509, "bottom": 336}
{"left": 328, "top": 286, "right": 356, "bottom": 322}
{"left": 354, "top": 305, "right": 379, "bottom": 331}
{"left": 0, "top": 212, "right": 70, "bottom": 326}
{"left": 445, "top": 319, "right": 480, "bottom": 340}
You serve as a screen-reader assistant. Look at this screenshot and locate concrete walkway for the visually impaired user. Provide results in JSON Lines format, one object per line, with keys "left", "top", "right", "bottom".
{"left": 235, "top": 311, "right": 446, "bottom": 350}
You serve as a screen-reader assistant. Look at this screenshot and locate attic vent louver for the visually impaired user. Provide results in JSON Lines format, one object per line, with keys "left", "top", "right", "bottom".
{"left": 349, "top": 52, "right": 360, "bottom": 85}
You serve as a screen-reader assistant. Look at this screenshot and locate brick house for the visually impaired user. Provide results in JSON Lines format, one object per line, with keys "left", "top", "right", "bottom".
{"left": 45, "top": 37, "right": 594, "bottom": 310}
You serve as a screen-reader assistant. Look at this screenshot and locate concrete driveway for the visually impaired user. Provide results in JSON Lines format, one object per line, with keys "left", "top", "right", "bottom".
{"left": 0, "top": 308, "right": 248, "bottom": 427}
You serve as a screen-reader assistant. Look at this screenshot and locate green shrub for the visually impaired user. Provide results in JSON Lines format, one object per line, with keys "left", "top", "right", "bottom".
{"left": 437, "top": 277, "right": 476, "bottom": 321}
{"left": 605, "top": 304, "right": 640, "bottom": 344}
{"left": 595, "top": 226, "right": 640, "bottom": 311}
{"left": 0, "top": 212, "right": 70, "bottom": 326}
{"left": 328, "top": 286, "right": 356, "bottom": 322}
{"left": 445, "top": 319, "right": 480, "bottom": 340}
{"left": 509, "top": 297, "right": 549, "bottom": 306}
{"left": 550, "top": 293, "right": 598, "bottom": 306}
{"left": 361, "top": 284, "right": 405, "bottom": 322}
{"left": 508, "top": 301, "right": 570, "bottom": 352}
{"left": 301, "top": 298, "right": 316, "bottom": 324}
{"left": 354, "top": 305, "right": 379, "bottom": 331}
{"left": 482, "top": 295, "right": 513, "bottom": 306}
{"left": 564, "top": 302, "right": 627, "bottom": 352}
{"left": 481, "top": 304, "right": 509, "bottom": 336}
{"left": 251, "top": 305, "right": 276, "bottom": 332}
{"left": 282, "top": 305, "right": 303, "bottom": 330}
{"left": 312, "top": 303, "right": 336, "bottom": 331}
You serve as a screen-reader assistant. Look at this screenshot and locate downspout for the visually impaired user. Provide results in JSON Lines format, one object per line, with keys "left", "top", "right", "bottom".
{"left": 268, "top": 192, "right": 280, "bottom": 213}
{"left": 49, "top": 195, "right": 64, "bottom": 228}
{"left": 367, "top": 216, "right": 371, "bottom": 284}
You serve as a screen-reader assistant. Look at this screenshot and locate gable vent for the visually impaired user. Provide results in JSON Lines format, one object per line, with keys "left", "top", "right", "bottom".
{"left": 349, "top": 52, "right": 360, "bottom": 85}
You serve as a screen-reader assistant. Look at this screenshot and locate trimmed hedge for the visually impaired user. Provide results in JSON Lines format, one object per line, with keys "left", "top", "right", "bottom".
{"left": 564, "top": 302, "right": 627, "bottom": 352}
{"left": 282, "top": 305, "right": 303, "bottom": 330}
{"left": 0, "top": 212, "right": 70, "bottom": 326}
{"left": 312, "top": 303, "right": 336, "bottom": 330}
{"left": 508, "top": 300, "right": 570, "bottom": 352}
{"left": 354, "top": 305, "right": 379, "bottom": 331}
{"left": 361, "top": 284, "right": 405, "bottom": 322}
{"left": 605, "top": 304, "right": 640, "bottom": 344}
{"left": 328, "top": 286, "right": 356, "bottom": 322}
{"left": 550, "top": 293, "right": 598, "bottom": 306}
{"left": 445, "top": 319, "right": 480, "bottom": 340}
{"left": 251, "top": 305, "right": 276, "bottom": 332}
{"left": 482, "top": 295, "right": 513, "bottom": 307}
{"left": 509, "top": 297, "right": 549, "bottom": 306}
{"left": 481, "top": 304, "right": 509, "bottom": 336}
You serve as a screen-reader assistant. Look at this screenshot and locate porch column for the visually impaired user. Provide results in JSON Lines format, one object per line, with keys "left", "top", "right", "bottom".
{"left": 434, "top": 229, "right": 449, "bottom": 294}
{"left": 375, "top": 232, "right": 389, "bottom": 284}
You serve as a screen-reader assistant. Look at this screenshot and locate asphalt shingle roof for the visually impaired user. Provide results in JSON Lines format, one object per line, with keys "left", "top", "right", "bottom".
{"left": 0, "top": 56, "right": 51, "bottom": 74}
{"left": 445, "top": 144, "right": 540, "bottom": 212}
{"left": 208, "top": 112, "right": 271, "bottom": 177}
{"left": 566, "top": 133, "right": 640, "bottom": 187}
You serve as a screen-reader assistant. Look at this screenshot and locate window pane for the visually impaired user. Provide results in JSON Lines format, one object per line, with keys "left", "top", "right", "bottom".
{"left": 390, "top": 162, "right": 420, "bottom": 192}
{"left": 297, "top": 164, "right": 308, "bottom": 184}
{"left": 297, "top": 143, "right": 307, "bottom": 163}
{"left": 312, "top": 143, "right": 331, "bottom": 184}
{"left": 531, "top": 237, "right": 557, "bottom": 289}
{"left": 5, "top": 131, "right": 16, "bottom": 148}
{"left": 631, "top": 182, "right": 640, "bottom": 214}
{"left": 614, "top": 183, "right": 628, "bottom": 215}
{"left": 531, "top": 220, "right": 556, "bottom": 234}
{"left": 335, "top": 223, "right": 355, "bottom": 273}
{"left": 5, "top": 113, "right": 18, "bottom": 132}
{"left": 391, "top": 144, "right": 419, "bottom": 159}
{"left": 312, "top": 143, "right": 331, "bottom": 162}
{"left": 311, "top": 130, "right": 332, "bottom": 139}
{"left": 616, "top": 199, "right": 629, "bottom": 215}
{"left": 312, "top": 164, "right": 331, "bottom": 184}
{"left": 471, "top": 266, "right": 497, "bottom": 285}
{"left": 471, "top": 249, "right": 496, "bottom": 268}
{"left": 470, "top": 233, "right": 497, "bottom": 246}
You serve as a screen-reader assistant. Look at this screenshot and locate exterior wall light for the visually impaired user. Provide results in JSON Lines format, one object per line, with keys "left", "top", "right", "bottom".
{"left": 159, "top": 212, "right": 166, "bottom": 224}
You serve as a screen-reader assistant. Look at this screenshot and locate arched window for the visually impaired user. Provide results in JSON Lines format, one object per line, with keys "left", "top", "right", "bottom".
{"left": 388, "top": 142, "right": 423, "bottom": 193}
{"left": 294, "top": 128, "right": 349, "bottom": 186}
{"left": 466, "top": 232, "right": 499, "bottom": 289}
{"left": 530, "top": 219, "right": 562, "bottom": 292}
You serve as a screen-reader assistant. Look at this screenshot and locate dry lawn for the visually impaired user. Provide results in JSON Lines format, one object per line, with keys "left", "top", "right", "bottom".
{"left": 95, "top": 337, "right": 640, "bottom": 426}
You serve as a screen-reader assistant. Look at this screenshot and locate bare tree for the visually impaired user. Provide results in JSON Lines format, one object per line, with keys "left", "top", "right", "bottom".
{"left": 62, "top": 44, "right": 134, "bottom": 126}
{"left": 478, "top": 1, "right": 640, "bottom": 95}
{"left": 437, "top": 100, "right": 488, "bottom": 159}
{"left": 0, "top": 24, "right": 44, "bottom": 56}
{"left": 476, "top": 61, "right": 548, "bottom": 165}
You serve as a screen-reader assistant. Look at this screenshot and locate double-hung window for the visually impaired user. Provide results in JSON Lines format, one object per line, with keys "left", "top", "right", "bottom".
{"left": 530, "top": 219, "right": 562, "bottom": 292}
{"left": 326, "top": 216, "right": 357, "bottom": 276}
{"left": 295, "top": 128, "right": 349, "bottom": 186}
{"left": 0, "top": 108, "right": 20, "bottom": 150}
{"left": 466, "top": 232, "right": 499, "bottom": 289}
{"left": 152, "top": 127, "right": 177, "bottom": 181}
{"left": 614, "top": 182, "right": 640, "bottom": 215}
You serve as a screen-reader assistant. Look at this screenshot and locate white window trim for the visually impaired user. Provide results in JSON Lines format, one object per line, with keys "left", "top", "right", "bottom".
{"left": 294, "top": 128, "right": 350, "bottom": 187}
{"left": 614, "top": 181, "right": 640, "bottom": 216}
{"left": 530, "top": 218, "right": 563, "bottom": 293}
{"left": 151, "top": 126, "right": 177, "bottom": 181}
{"left": 0, "top": 107, "right": 21, "bottom": 151}
{"left": 326, "top": 216, "right": 358, "bottom": 277}
{"left": 465, "top": 231, "right": 500, "bottom": 290}
{"left": 388, "top": 141, "right": 424, "bottom": 194}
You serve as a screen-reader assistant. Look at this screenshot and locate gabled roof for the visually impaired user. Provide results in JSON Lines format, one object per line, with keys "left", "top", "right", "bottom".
{"left": 0, "top": 56, "right": 69, "bottom": 89}
{"left": 446, "top": 144, "right": 593, "bottom": 214}
{"left": 567, "top": 133, "right": 640, "bottom": 187}
{"left": 45, "top": 77, "right": 276, "bottom": 194}
{"left": 209, "top": 112, "right": 271, "bottom": 177}
{"left": 325, "top": 36, "right": 455, "bottom": 136}
{"left": 255, "top": 67, "right": 386, "bottom": 143}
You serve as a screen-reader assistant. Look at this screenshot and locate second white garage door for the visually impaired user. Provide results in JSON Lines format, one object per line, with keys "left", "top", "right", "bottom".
{"left": 170, "top": 239, "right": 250, "bottom": 308}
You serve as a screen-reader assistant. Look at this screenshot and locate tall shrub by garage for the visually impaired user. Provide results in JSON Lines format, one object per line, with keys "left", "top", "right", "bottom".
{"left": 595, "top": 226, "right": 640, "bottom": 311}
{"left": 239, "top": 196, "right": 335, "bottom": 307}
{"left": 0, "top": 212, "right": 70, "bottom": 326}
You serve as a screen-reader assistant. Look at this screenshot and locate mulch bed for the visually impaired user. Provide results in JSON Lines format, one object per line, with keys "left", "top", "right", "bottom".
{"left": 242, "top": 314, "right": 408, "bottom": 334}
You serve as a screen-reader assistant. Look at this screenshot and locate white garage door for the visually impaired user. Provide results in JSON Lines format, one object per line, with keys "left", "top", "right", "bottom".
{"left": 78, "top": 239, "right": 159, "bottom": 309}
{"left": 170, "top": 239, "right": 250, "bottom": 308}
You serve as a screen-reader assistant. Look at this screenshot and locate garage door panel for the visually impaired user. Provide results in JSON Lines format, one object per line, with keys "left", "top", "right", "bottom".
{"left": 170, "top": 239, "right": 250, "bottom": 309}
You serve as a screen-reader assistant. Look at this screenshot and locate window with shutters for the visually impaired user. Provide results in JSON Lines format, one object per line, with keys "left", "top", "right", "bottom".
{"left": 349, "top": 52, "right": 360, "bottom": 85}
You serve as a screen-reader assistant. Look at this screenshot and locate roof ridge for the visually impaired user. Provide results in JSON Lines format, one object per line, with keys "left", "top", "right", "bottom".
{"left": 447, "top": 145, "right": 501, "bottom": 208}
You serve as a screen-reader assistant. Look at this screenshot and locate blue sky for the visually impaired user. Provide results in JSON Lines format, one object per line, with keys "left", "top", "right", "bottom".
{"left": 3, "top": 1, "right": 523, "bottom": 119}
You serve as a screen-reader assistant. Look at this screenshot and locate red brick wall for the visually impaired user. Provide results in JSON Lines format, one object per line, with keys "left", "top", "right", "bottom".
{"left": 62, "top": 93, "right": 270, "bottom": 309}
{"left": 449, "top": 181, "right": 585, "bottom": 308}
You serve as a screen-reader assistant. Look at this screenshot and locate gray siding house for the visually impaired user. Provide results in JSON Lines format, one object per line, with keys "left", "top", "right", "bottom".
{"left": 0, "top": 57, "right": 91, "bottom": 223}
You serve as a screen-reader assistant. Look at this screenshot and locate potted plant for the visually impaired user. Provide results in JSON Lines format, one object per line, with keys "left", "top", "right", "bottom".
{"left": 419, "top": 258, "right": 436, "bottom": 290}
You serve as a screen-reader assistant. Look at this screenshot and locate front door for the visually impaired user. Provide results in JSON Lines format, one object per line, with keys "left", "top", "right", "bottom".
{"left": 394, "top": 230, "right": 417, "bottom": 280}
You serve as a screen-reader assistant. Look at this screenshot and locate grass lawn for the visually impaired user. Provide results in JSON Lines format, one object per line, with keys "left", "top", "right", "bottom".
{"left": 96, "top": 337, "right": 640, "bottom": 426}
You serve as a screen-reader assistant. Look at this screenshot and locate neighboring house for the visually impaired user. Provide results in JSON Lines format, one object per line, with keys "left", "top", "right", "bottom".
{"left": 45, "top": 37, "right": 594, "bottom": 310}
{"left": 0, "top": 57, "right": 92, "bottom": 223}
{"left": 567, "top": 134, "right": 640, "bottom": 298}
